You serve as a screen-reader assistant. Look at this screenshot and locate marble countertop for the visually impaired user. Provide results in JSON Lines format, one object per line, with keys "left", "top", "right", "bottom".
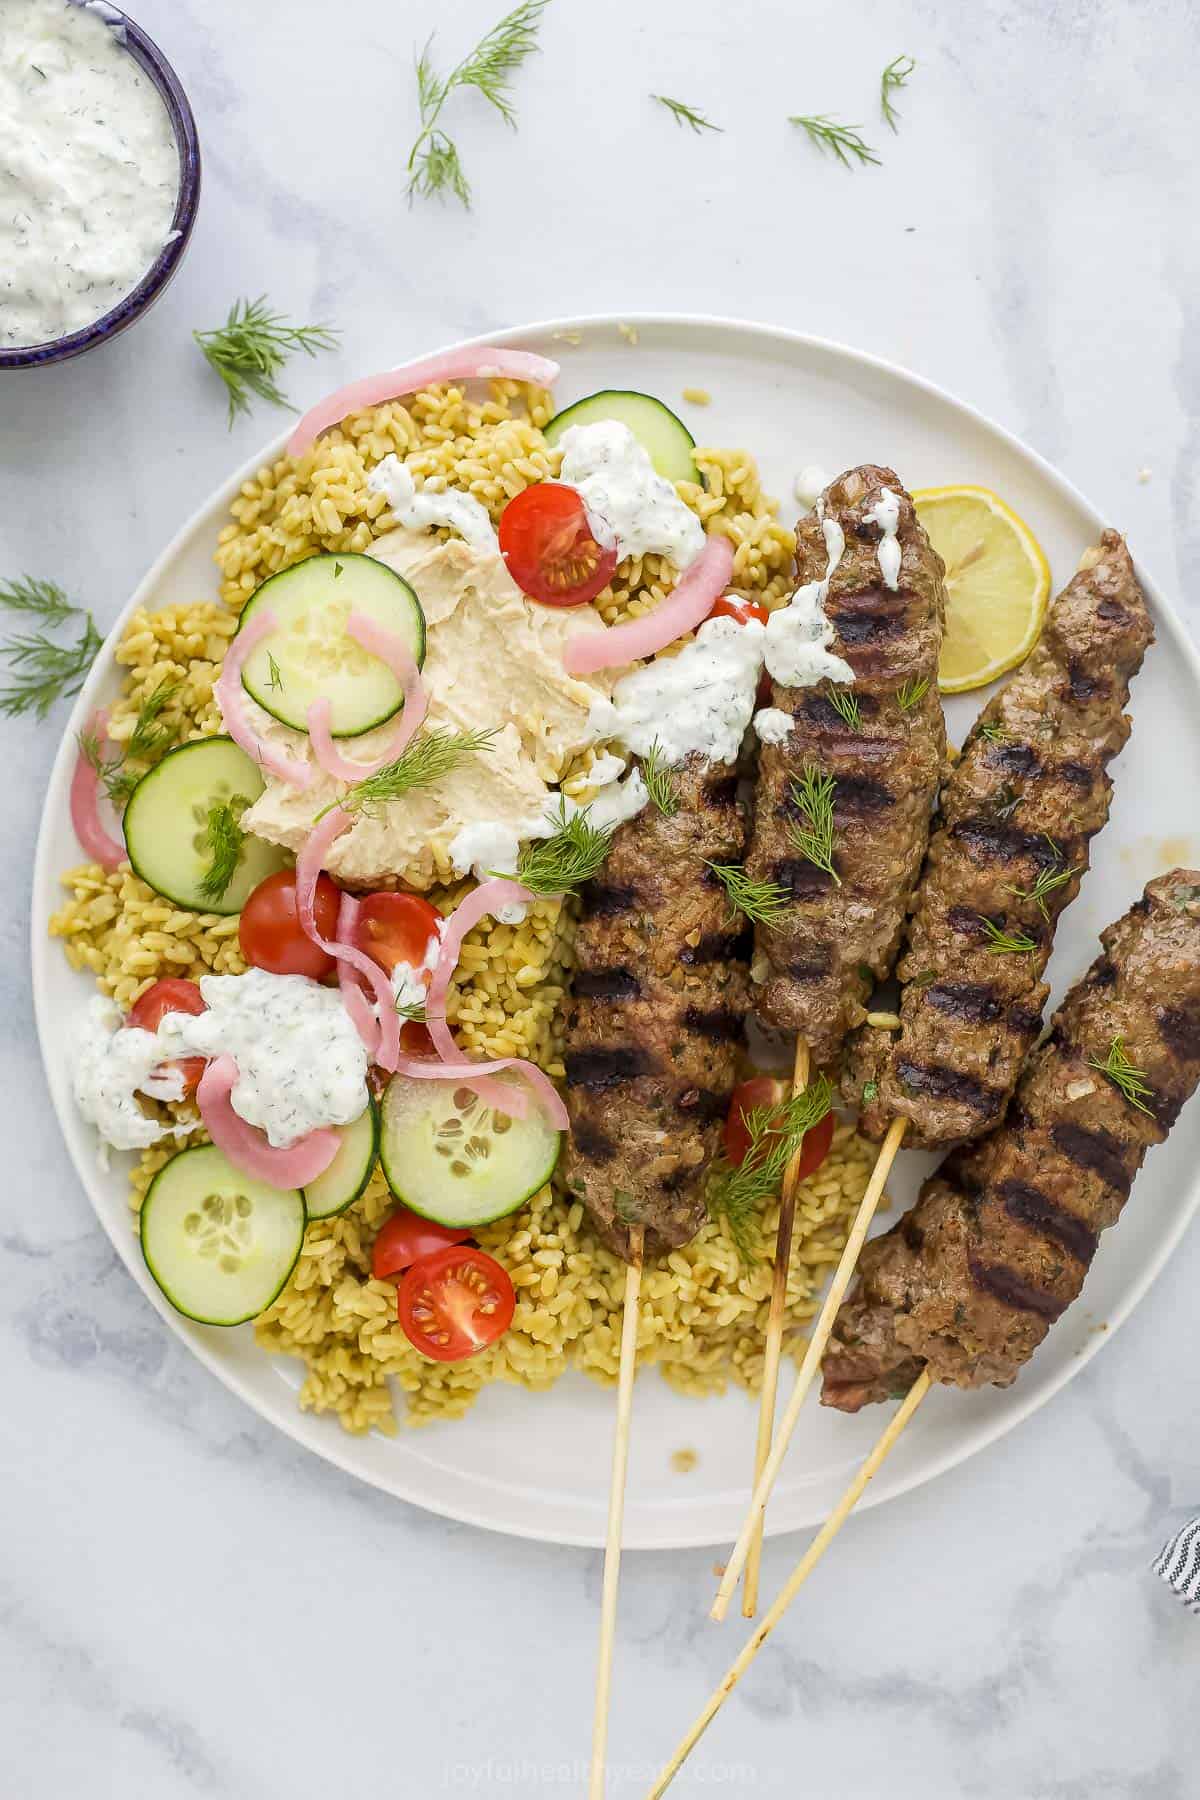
{"left": 4, "top": 0, "right": 1199, "bottom": 1792}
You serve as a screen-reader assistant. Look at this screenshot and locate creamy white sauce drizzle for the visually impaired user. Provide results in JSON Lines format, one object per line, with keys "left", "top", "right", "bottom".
{"left": 0, "top": 0, "right": 180, "bottom": 350}
{"left": 391, "top": 933, "right": 441, "bottom": 1013}
{"left": 794, "top": 465, "right": 830, "bottom": 509}
{"left": 588, "top": 616, "right": 765, "bottom": 767}
{"left": 753, "top": 706, "right": 793, "bottom": 745}
{"left": 763, "top": 499, "right": 854, "bottom": 689}
{"left": 556, "top": 421, "right": 704, "bottom": 569}
{"left": 864, "top": 487, "right": 902, "bottom": 590}
{"left": 369, "top": 454, "right": 498, "bottom": 552}
{"left": 73, "top": 970, "right": 369, "bottom": 1156}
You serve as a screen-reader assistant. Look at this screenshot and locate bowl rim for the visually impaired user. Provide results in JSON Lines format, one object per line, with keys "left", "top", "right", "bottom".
{"left": 0, "top": 0, "right": 201, "bottom": 370}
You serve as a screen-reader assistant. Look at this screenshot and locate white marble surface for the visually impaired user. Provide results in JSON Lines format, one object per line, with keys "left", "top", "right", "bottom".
{"left": 3, "top": 0, "right": 1200, "bottom": 1792}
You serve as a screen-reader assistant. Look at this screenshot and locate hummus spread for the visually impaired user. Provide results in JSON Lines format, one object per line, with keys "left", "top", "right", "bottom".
{"left": 241, "top": 528, "right": 615, "bottom": 889}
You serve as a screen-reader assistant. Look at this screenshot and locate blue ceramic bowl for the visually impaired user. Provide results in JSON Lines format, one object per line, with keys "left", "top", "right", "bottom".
{"left": 0, "top": 1, "right": 201, "bottom": 370}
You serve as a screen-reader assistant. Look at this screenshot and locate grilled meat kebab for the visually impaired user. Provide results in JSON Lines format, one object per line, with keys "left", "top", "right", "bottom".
{"left": 823, "top": 871, "right": 1200, "bottom": 1410}
{"left": 562, "top": 758, "right": 750, "bottom": 1261}
{"left": 847, "top": 532, "right": 1153, "bottom": 1149}
{"left": 747, "top": 465, "right": 946, "bottom": 1068}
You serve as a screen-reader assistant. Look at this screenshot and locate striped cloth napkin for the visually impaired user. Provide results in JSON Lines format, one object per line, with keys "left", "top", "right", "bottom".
{"left": 1154, "top": 1519, "right": 1200, "bottom": 1611}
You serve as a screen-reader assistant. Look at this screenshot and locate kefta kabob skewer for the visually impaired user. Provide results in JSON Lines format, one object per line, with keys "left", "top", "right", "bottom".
{"left": 730, "top": 464, "right": 948, "bottom": 1614}
{"left": 651, "top": 870, "right": 1200, "bottom": 1796}
{"left": 561, "top": 603, "right": 805, "bottom": 1800}
{"left": 712, "top": 529, "right": 1153, "bottom": 1619}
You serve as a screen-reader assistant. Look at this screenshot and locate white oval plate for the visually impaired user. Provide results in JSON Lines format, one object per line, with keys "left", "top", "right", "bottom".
{"left": 32, "top": 314, "right": 1200, "bottom": 1549}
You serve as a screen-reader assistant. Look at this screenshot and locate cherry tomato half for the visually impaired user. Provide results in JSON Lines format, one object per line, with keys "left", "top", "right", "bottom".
{"left": 372, "top": 1207, "right": 472, "bottom": 1281}
{"left": 710, "top": 594, "right": 769, "bottom": 628}
{"left": 723, "top": 1075, "right": 835, "bottom": 1183}
{"left": 239, "top": 869, "right": 340, "bottom": 979}
{"left": 499, "top": 483, "right": 618, "bottom": 607}
{"left": 352, "top": 891, "right": 443, "bottom": 977}
{"left": 127, "top": 977, "right": 207, "bottom": 1099}
{"left": 397, "top": 1245, "right": 516, "bottom": 1362}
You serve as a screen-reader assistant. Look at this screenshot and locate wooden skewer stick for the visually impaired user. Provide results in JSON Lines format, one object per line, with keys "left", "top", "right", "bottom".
{"left": 711, "top": 1113, "right": 908, "bottom": 1622}
{"left": 649, "top": 1370, "right": 932, "bottom": 1799}
{"left": 741, "top": 1035, "right": 810, "bottom": 1619}
{"left": 589, "top": 1223, "right": 645, "bottom": 1800}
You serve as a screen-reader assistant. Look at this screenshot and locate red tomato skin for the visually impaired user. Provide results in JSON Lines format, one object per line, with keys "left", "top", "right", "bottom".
{"left": 352, "top": 892, "right": 443, "bottom": 977}
{"left": 238, "top": 870, "right": 340, "bottom": 979}
{"left": 127, "top": 978, "right": 207, "bottom": 1098}
{"left": 710, "top": 594, "right": 770, "bottom": 628}
{"left": 722, "top": 1076, "right": 835, "bottom": 1184}
{"left": 371, "top": 1208, "right": 472, "bottom": 1281}
{"left": 396, "top": 1245, "right": 516, "bottom": 1362}
{"left": 498, "top": 484, "right": 618, "bottom": 608}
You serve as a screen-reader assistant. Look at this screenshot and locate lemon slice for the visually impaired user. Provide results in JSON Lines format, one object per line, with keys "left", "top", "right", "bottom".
{"left": 913, "top": 485, "right": 1051, "bottom": 693}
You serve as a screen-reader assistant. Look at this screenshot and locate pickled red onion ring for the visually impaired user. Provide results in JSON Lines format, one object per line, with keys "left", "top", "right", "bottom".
{"left": 426, "top": 878, "right": 569, "bottom": 1129}
{"left": 562, "top": 534, "right": 735, "bottom": 675}
{"left": 197, "top": 1055, "right": 340, "bottom": 1187}
{"left": 71, "top": 709, "right": 125, "bottom": 870}
{"left": 306, "top": 612, "right": 427, "bottom": 783}
{"left": 295, "top": 808, "right": 400, "bottom": 1072}
{"left": 334, "top": 891, "right": 380, "bottom": 1058}
{"left": 215, "top": 611, "right": 312, "bottom": 789}
{"left": 287, "top": 348, "right": 560, "bottom": 457}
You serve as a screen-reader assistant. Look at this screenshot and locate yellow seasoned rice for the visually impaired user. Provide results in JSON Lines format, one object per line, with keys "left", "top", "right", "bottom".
{"left": 50, "top": 383, "right": 874, "bottom": 1435}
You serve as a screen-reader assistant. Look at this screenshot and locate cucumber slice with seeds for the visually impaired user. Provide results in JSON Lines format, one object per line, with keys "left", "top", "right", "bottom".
{"left": 140, "top": 1144, "right": 306, "bottom": 1326}
{"left": 380, "top": 1074, "right": 561, "bottom": 1229}
{"left": 236, "top": 552, "right": 426, "bottom": 737}
{"left": 544, "top": 389, "right": 701, "bottom": 486}
{"left": 123, "top": 736, "right": 286, "bottom": 915}
{"left": 302, "top": 1098, "right": 380, "bottom": 1220}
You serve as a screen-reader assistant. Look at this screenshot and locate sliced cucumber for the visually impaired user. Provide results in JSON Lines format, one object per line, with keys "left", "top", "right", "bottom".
{"left": 544, "top": 389, "right": 701, "bottom": 486}
{"left": 302, "top": 1098, "right": 380, "bottom": 1220}
{"left": 140, "top": 1144, "right": 306, "bottom": 1326}
{"left": 123, "top": 736, "right": 286, "bottom": 915}
{"left": 379, "top": 1074, "right": 561, "bottom": 1229}
{"left": 236, "top": 552, "right": 426, "bottom": 737}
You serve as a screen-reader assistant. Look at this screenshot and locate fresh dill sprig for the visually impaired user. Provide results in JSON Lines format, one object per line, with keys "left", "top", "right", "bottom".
{"left": 331, "top": 726, "right": 498, "bottom": 822}
{"left": 828, "top": 687, "right": 862, "bottom": 730}
{"left": 651, "top": 94, "right": 723, "bottom": 134}
{"left": 266, "top": 652, "right": 284, "bottom": 692}
{"left": 880, "top": 54, "right": 916, "bottom": 132}
{"left": 978, "top": 721, "right": 1008, "bottom": 744}
{"left": 1088, "top": 1035, "right": 1155, "bottom": 1116}
{"left": 787, "top": 766, "right": 841, "bottom": 886}
{"left": 0, "top": 575, "right": 101, "bottom": 719}
{"left": 896, "top": 674, "right": 929, "bottom": 714}
{"left": 394, "top": 998, "right": 428, "bottom": 1024}
{"left": 513, "top": 800, "right": 612, "bottom": 897}
{"left": 1002, "top": 860, "right": 1079, "bottom": 923}
{"left": 978, "top": 915, "right": 1038, "bottom": 956}
{"left": 198, "top": 798, "right": 249, "bottom": 904}
{"left": 79, "top": 679, "right": 181, "bottom": 808}
{"left": 194, "top": 297, "right": 340, "bottom": 427}
{"left": 407, "top": 0, "right": 549, "bottom": 208}
{"left": 789, "top": 113, "right": 880, "bottom": 169}
{"left": 707, "top": 862, "right": 793, "bottom": 926}
{"left": 641, "top": 741, "right": 680, "bottom": 817}
{"left": 707, "top": 1076, "right": 834, "bottom": 1266}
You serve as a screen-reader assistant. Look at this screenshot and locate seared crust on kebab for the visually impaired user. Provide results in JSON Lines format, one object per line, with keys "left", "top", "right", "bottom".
{"left": 847, "top": 532, "right": 1153, "bottom": 1149}
{"left": 562, "top": 760, "right": 750, "bottom": 1261}
{"left": 823, "top": 870, "right": 1200, "bottom": 1411}
{"left": 747, "top": 466, "right": 946, "bottom": 1067}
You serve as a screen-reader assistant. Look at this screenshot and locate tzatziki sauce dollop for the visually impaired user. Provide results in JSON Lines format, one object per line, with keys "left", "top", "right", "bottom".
{"left": 369, "top": 454, "right": 499, "bottom": 553}
{"left": 0, "top": 0, "right": 180, "bottom": 350}
{"left": 590, "top": 615, "right": 765, "bottom": 767}
{"left": 73, "top": 969, "right": 370, "bottom": 1156}
{"left": 557, "top": 421, "right": 705, "bottom": 569}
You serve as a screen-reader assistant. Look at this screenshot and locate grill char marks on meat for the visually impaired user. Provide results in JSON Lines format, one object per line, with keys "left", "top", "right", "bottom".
{"left": 562, "top": 758, "right": 750, "bottom": 1261}
{"left": 822, "top": 873, "right": 1200, "bottom": 1410}
{"left": 747, "top": 466, "right": 947, "bottom": 1066}
{"left": 848, "top": 532, "right": 1153, "bottom": 1149}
